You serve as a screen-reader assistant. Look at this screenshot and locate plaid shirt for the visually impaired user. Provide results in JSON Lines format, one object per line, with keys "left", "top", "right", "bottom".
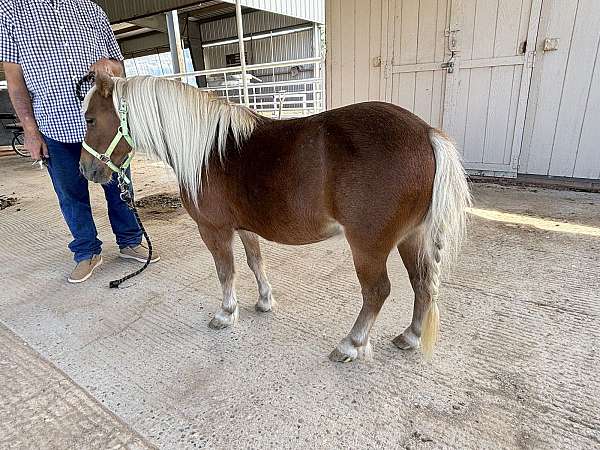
{"left": 0, "top": 0, "right": 122, "bottom": 143}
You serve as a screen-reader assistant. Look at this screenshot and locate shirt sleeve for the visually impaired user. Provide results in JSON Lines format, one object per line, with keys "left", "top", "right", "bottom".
{"left": 0, "top": 14, "right": 19, "bottom": 64}
{"left": 98, "top": 8, "right": 123, "bottom": 61}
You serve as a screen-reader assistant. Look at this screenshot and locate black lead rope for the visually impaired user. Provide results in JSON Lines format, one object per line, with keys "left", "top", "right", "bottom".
{"left": 75, "top": 72, "right": 95, "bottom": 102}
{"left": 108, "top": 175, "right": 154, "bottom": 289}
{"left": 75, "top": 74, "right": 154, "bottom": 288}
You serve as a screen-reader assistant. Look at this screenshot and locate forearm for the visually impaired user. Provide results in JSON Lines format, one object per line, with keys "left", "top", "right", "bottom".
{"left": 3, "top": 63, "right": 38, "bottom": 131}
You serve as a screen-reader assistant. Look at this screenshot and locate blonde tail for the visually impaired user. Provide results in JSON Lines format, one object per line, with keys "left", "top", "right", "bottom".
{"left": 420, "top": 129, "right": 471, "bottom": 359}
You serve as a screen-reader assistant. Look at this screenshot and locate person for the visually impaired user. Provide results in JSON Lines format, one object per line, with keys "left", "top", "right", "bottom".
{"left": 0, "top": 0, "right": 160, "bottom": 283}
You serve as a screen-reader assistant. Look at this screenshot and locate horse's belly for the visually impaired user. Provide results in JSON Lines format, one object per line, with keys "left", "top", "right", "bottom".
{"left": 251, "top": 217, "right": 344, "bottom": 245}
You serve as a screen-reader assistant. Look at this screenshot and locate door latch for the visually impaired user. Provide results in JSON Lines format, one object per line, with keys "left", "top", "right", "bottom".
{"left": 441, "top": 52, "right": 457, "bottom": 73}
{"left": 441, "top": 60, "right": 455, "bottom": 73}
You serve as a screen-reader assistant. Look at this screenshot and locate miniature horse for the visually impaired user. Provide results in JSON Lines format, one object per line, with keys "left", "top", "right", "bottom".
{"left": 80, "top": 73, "right": 470, "bottom": 362}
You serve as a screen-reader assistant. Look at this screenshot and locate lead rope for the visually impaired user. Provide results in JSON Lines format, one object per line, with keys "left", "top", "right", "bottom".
{"left": 109, "top": 173, "right": 153, "bottom": 288}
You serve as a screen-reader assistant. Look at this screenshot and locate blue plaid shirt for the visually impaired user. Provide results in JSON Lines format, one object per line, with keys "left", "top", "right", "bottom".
{"left": 0, "top": 0, "right": 123, "bottom": 143}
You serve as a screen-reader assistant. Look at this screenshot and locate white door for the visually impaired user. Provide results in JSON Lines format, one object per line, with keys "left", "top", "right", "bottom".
{"left": 444, "top": 0, "right": 541, "bottom": 176}
{"left": 519, "top": 0, "right": 600, "bottom": 179}
{"left": 382, "top": 0, "right": 450, "bottom": 129}
{"left": 383, "top": 0, "right": 541, "bottom": 177}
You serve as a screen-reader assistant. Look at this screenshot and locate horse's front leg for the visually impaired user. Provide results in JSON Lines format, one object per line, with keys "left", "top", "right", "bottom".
{"left": 198, "top": 225, "right": 239, "bottom": 329}
{"left": 238, "top": 230, "right": 275, "bottom": 312}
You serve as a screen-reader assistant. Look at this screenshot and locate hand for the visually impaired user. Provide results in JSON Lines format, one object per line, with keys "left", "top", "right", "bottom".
{"left": 90, "top": 58, "right": 121, "bottom": 77}
{"left": 24, "top": 126, "right": 48, "bottom": 161}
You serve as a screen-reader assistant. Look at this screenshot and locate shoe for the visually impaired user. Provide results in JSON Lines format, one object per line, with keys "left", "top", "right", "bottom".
{"left": 68, "top": 255, "right": 102, "bottom": 284}
{"left": 119, "top": 244, "right": 161, "bottom": 263}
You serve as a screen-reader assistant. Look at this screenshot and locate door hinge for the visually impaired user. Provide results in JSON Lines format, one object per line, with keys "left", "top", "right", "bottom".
{"left": 445, "top": 27, "right": 461, "bottom": 53}
{"left": 383, "top": 60, "right": 392, "bottom": 79}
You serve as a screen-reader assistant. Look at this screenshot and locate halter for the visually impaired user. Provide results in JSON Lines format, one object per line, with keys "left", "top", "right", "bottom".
{"left": 76, "top": 74, "right": 153, "bottom": 289}
{"left": 82, "top": 97, "right": 135, "bottom": 184}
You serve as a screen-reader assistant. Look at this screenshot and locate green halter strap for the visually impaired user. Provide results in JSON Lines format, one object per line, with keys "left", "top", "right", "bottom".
{"left": 82, "top": 97, "right": 135, "bottom": 184}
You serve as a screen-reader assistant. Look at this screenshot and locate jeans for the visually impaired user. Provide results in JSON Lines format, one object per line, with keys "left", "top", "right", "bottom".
{"left": 44, "top": 135, "right": 142, "bottom": 262}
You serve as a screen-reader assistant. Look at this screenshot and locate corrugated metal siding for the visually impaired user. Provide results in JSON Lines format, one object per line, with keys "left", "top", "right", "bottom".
{"left": 96, "top": 0, "right": 203, "bottom": 23}
{"left": 201, "top": 11, "right": 315, "bottom": 107}
{"left": 222, "top": 0, "right": 325, "bottom": 24}
{"left": 97, "top": 0, "right": 324, "bottom": 25}
{"left": 201, "top": 11, "right": 314, "bottom": 68}
{"left": 201, "top": 10, "right": 306, "bottom": 42}
{"left": 203, "top": 30, "right": 314, "bottom": 67}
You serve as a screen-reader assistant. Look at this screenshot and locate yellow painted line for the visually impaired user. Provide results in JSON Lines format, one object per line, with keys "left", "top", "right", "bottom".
{"left": 467, "top": 207, "right": 600, "bottom": 237}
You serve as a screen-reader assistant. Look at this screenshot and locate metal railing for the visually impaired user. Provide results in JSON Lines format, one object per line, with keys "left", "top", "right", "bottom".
{"left": 162, "top": 57, "right": 325, "bottom": 118}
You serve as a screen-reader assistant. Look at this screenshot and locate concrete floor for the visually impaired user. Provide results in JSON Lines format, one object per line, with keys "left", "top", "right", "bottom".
{"left": 0, "top": 154, "right": 599, "bottom": 449}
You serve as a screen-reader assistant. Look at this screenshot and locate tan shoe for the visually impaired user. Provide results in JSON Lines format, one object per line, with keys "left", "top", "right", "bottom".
{"left": 119, "top": 244, "right": 161, "bottom": 263}
{"left": 68, "top": 255, "right": 102, "bottom": 284}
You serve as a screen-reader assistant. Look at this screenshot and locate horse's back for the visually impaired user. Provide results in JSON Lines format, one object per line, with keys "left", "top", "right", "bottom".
{"left": 218, "top": 101, "right": 436, "bottom": 245}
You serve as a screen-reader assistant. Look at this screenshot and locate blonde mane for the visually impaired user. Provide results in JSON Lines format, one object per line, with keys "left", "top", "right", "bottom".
{"left": 95, "top": 76, "right": 258, "bottom": 197}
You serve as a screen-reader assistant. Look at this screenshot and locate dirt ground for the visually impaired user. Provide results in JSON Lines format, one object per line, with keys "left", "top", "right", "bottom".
{"left": 0, "top": 154, "right": 599, "bottom": 449}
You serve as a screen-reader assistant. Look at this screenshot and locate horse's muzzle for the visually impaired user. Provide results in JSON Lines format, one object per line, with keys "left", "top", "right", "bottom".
{"left": 80, "top": 161, "right": 111, "bottom": 184}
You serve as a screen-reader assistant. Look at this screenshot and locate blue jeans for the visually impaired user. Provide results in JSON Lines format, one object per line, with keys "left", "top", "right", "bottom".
{"left": 44, "top": 135, "right": 142, "bottom": 262}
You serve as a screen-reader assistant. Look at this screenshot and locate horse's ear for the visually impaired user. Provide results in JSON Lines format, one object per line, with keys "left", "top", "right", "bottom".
{"left": 95, "top": 71, "right": 114, "bottom": 98}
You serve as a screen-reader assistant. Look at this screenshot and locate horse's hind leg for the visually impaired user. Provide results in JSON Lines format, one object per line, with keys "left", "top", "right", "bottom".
{"left": 198, "top": 225, "right": 239, "bottom": 329}
{"left": 329, "top": 243, "right": 391, "bottom": 363}
{"left": 238, "top": 230, "right": 275, "bottom": 312}
{"left": 393, "top": 230, "right": 436, "bottom": 350}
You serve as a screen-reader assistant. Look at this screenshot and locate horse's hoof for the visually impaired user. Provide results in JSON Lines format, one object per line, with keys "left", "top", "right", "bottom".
{"left": 208, "top": 317, "right": 230, "bottom": 329}
{"left": 255, "top": 296, "right": 275, "bottom": 312}
{"left": 328, "top": 339, "right": 372, "bottom": 363}
{"left": 392, "top": 330, "right": 420, "bottom": 350}
{"left": 328, "top": 348, "right": 356, "bottom": 363}
{"left": 208, "top": 307, "right": 238, "bottom": 329}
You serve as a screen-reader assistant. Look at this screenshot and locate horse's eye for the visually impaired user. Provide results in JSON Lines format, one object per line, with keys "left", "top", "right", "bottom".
{"left": 86, "top": 118, "right": 95, "bottom": 125}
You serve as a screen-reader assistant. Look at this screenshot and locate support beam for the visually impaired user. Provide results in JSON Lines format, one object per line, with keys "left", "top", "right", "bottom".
{"left": 120, "top": 32, "right": 169, "bottom": 59}
{"left": 130, "top": 15, "right": 167, "bottom": 33}
{"left": 313, "top": 23, "right": 321, "bottom": 113}
{"left": 166, "top": 10, "right": 186, "bottom": 76}
{"left": 235, "top": 0, "right": 250, "bottom": 106}
{"left": 186, "top": 19, "right": 207, "bottom": 87}
{"left": 313, "top": 23, "right": 321, "bottom": 80}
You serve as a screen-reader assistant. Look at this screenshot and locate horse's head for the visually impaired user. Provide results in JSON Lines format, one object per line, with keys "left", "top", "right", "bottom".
{"left": 80, "top": 72, "right": 132, "bottom": 184}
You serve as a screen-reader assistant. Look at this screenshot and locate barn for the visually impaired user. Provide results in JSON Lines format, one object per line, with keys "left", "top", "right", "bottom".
{"left": 1, "top": 1, "right": 599, "bottom": 448}
{"left": 325, "top": 0, "right": 600, "bottom": 184}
